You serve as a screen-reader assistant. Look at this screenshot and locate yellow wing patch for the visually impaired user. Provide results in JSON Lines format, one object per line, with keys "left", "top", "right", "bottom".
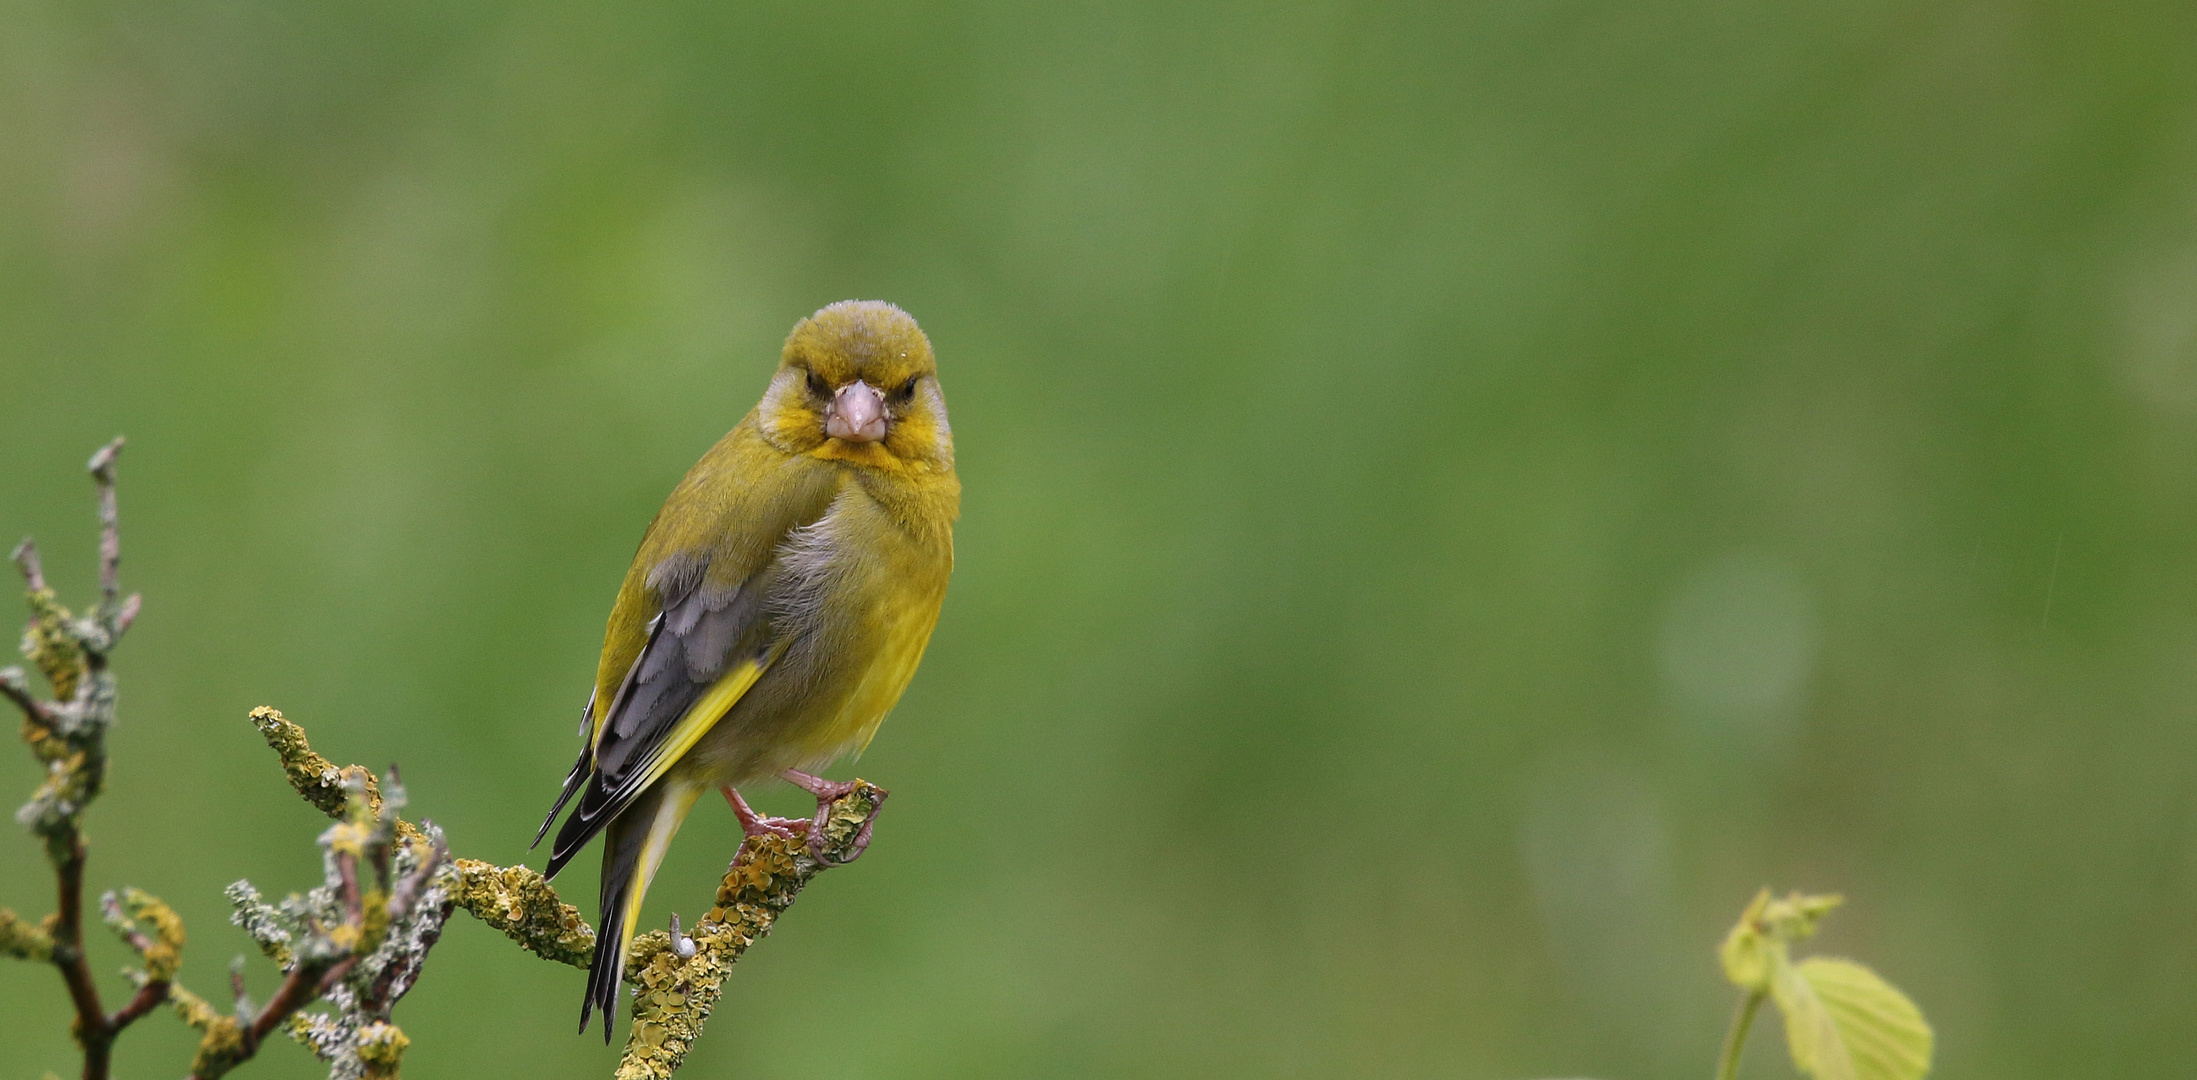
{"left": 618, "top": 653, "right": 772, "bottom": 803}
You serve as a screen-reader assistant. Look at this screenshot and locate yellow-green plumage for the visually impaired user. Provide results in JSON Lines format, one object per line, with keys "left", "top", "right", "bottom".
{"left": 537, "top": 300, "right": 958, "bottom": 1038}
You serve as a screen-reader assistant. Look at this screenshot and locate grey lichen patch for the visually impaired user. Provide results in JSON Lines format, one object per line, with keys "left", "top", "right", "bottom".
{"left": 246, "top": 776, "right": 449, "bottom": 1080}
{"left": 226, "top": 880, "right": 296, "bottom": 966}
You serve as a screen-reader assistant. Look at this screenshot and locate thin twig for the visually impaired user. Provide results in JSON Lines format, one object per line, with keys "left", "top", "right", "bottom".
{"left": 268, "top": 959, "right": 351, "bottom": 1044}
{"left": 108, "top": 977, "right": 170, "bottom": 1032}
{"left": 98, "top": 888, "right": 180, "bottom": 1036}
{"left": 11, "top": 536, "right": 45, "bottom": 592}
{"left": 229, "top": 959, "right": 253, "bottom": 1025}
{"left": 98, "top": 892, "right": 155, "bottom": 955}
{"left": 336, "top": 850, "right": 364, "bottom": 926}
{"left": 86, "top": 438, "right": 123, "bottom": 614}
{"left": 0, "top": 671, "right": 51, "bottom": 722}
{"left": 114, "top": 592, "right": 141, "bottom": 636}
{"left": 9, "top": 440, "right": 139, "bottom": 1080}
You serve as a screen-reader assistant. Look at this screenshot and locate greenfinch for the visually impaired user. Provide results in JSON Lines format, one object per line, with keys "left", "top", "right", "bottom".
{"left": 534, "top": 300, "right": 959, "bottom": 1039}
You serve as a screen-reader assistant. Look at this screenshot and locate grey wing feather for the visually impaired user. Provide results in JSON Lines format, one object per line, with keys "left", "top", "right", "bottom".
{"left": 541, "top": 571, "right": 776, "bottom": 879}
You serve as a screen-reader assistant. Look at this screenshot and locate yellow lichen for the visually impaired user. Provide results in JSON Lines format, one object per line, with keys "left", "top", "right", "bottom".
{"left": 357, "top": 1021, "right": 410, "bottom": 1078}
{"left": 0, "top": 906, "right": 55, "bottom": 962}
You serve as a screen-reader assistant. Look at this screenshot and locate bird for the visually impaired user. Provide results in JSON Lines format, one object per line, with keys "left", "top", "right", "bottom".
{"left": 533, "top": 300, "right": 959, "bottom": 1040}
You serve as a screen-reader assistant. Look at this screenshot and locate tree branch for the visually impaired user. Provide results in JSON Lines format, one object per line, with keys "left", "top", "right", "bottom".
{"left": 4, "top": 442, "right": 141, "bottom": 1080}
{"left": 51, "top": 835, "right": 117, "bottom": 1073}
{"left": 247, "top": 707, "right": 422, "bottom": 843}
{"left": 447, "top": 859, "right": 596, "bottom": 968}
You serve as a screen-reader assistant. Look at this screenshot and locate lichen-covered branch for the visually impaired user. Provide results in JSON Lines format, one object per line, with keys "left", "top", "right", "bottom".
{"left": 244, "top": 708, "right": 889, "bottom": 1078}
{"left": 432, "top": 780, "right": 887, "bottom": 1078}
{"left": 447, "top": 859, "right": 596, "bottom": 968}
{"left": 194, "top": 767, "right": 453, "bottom": 1080}
{"left": 5, "top": 437, "right": 147, "bottom": 1080}
{"left": 613, "top": 782, "right": 886, "bottom": 1079}
{"left": 247, "top": 707, "right": 422, "bottom": 844}
{"left": 244, "top": 707, "right": 888, "bottom": 1079}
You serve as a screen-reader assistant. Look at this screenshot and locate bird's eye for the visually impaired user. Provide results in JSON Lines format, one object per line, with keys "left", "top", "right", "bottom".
{"left": 805, "top": 371, "right": 830, "bottom": 397}
{"left": 897, "top": 376, "right": 920, "bottom": 400}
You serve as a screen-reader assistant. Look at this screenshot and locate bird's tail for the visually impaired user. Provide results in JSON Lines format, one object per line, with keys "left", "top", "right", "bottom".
{"left": 581, "top": 777, "right": 704, "bottom": 1042}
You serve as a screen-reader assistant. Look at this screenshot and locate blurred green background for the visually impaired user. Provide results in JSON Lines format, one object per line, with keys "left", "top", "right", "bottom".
{"left": 5, "top": 1, "right": 2197, "bottom": 1076}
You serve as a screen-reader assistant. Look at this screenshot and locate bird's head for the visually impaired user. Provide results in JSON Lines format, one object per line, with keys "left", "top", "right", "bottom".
{"left": 759, "top": 300, "right": 953, "bottom": 472}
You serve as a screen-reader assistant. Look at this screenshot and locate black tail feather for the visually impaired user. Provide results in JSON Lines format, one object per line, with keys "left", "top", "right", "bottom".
{"left": 534, "top": 742, "right": 593, "bottom": 853}
{"left": 545, "top": 792, "right": 607, "bottom": 881}
{"left": 580, "top": 861, "right": 629, "bottom": 1041}
{"left": 578, "top": 794, "right": 652, "bottom": 1043}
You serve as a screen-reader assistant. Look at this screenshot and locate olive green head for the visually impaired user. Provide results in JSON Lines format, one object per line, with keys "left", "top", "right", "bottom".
{"left": 760, "top": 300, "right": 952, "bottom": 472}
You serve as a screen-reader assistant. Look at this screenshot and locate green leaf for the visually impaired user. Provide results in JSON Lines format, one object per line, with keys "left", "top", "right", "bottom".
{"left": 1772, "top": 956, "right": 1933, "bottom": 1080}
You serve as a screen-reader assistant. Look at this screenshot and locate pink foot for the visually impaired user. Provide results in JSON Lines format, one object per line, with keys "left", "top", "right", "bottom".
{"left": 779, "top": 769, "right": 885, "bottom": 864}
{"left": 722, "top": 786, "right": 808, "bottom": 843}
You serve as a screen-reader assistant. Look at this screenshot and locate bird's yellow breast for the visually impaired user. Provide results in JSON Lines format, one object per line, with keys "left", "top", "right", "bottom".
{"left": 681, "top": 465, "right": 957, "bottom": 785}
{"left": 785, "top": 474, "right": 954, "bottom": 768}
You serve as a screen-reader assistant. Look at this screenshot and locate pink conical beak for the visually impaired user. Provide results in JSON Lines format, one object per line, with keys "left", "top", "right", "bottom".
{"left": 825, "top": 380, "right": 888, "bottom": 443}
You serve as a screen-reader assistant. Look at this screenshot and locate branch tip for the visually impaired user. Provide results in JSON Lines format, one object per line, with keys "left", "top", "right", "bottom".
{"left": 89, "top": 438, "right": 123, "bottom": 604}
{"left": 85, "top": 437, "right": 125, "bottom": 481}
{"left": 11, "top": 536, "right": 43, "bottom": 591}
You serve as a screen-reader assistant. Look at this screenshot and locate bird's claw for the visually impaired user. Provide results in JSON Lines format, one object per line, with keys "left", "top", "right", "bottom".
{"left": 781, "top": 769, "right": 885, "bottom": 865}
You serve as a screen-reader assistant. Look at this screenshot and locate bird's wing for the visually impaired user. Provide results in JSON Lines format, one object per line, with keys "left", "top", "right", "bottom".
{"left": 539, "top": 427, "right": 839, "bottom": 878}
